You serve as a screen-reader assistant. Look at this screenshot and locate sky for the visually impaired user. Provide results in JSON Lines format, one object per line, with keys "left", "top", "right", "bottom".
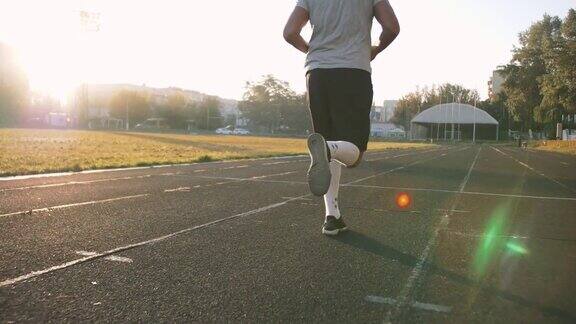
{"left": 0, "top": 0, "right": 573, "bottom": 104}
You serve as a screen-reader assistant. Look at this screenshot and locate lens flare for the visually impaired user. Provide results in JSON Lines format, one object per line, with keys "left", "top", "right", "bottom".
{"left": 471, "top": 203, "right": 509, "bottom": 279}
{"left": 506, "top": 241, "right": 529, "bottom": 255}
{"left": 395, "top": 192, "right": 412, "bottom": 209}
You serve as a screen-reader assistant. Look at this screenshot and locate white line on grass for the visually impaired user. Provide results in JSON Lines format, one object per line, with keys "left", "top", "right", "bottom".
{"left": 0, "top": 194, "right": 150, "bottom": 219}
{"left": 490, "top": 146, "right": 575, "bottom": 194}
{"left": 384, "top": 146, "right": 481, "bottom": 323}
{"left": 366, "top": 295, "right": 452, "bottom": 314}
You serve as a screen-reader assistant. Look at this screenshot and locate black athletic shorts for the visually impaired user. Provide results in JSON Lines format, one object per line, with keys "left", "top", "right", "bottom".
{"left": 306, "top": 68, "right": 373, "bottom": 152}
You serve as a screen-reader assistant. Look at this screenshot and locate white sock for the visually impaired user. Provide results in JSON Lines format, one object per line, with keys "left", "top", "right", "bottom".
{"left": 324, "top": 160, "right": 342, "bottom": 219}
{"left": 327, "top": 141, "right": 360, "bottom": 167}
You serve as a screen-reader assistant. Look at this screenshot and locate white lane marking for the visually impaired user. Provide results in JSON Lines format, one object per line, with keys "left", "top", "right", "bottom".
{"left": 441, "top": 231, "right": 529, "bottom": 240}
{"left": 364, "top": 148, "right": 438, "bottom": 162}
{"left": 193, "top": 169, "right": 206, "bottom": 173}
{"left": 223, "top": 165, "right": 249, "bottom": 170}
{"left": 0, "top": 195, "right": 308, "bottom": 288}
{"left": 0, "top": 149, "right": 453, "bottom": 287}
{"left": 436, "top": 209, "right": 471, "bottom": 214}
{"left": 76, "top": 251, "right": 133, "bottom": 263}
{"left": 281, "top": 196, "right": 313, "bottom": 201}
{"left": 0, "top": 155, "right": 308, "bottom": 181}
{"left": 192, "top": 175, "right": 306, "bottom": 186}
{"left": 251, "top": 171, "right": 297, "bottom": 179}
{"left": 346, "top": 183, "right": 576, "bottom": 201}
{"left": 560, "top": 162, "right": 570, "bottom": 166}
{"left": 490, "top": 146, "right": 576, "bottom": 194}
{"left": 0, "top": 194, "right": 150, "bottom": 219}
{"left": 0, "top": 174, "right": 170, "bottom": 193}
{"left": 366, "top": 295, "right": 452, "bottom": 314}
{"left": 104, "top": 256, "right": 133, "bottom": 263}
{"left": 263, "top": 161, "right": 296, "bottom": 166}
{"left": 347, "top": 147, "right": 462, "bottom": 185}
{"left": 384, "top": 146, "right": 481, "bottom": 322}
{"left": 164, "top": 187, "right": 191, "bottom": 193}
{"left": 76, "top": 251, "right": 98, "bottom": 256}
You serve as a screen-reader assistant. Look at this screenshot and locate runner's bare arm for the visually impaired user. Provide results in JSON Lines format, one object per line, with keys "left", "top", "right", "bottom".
{"left": 283, "top": 6, "right": 310, "bottom": 54}
{"left": 372, "top": 0, "right": 400, "bottom": 60}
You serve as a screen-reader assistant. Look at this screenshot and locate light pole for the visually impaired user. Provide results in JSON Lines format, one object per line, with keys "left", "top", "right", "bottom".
{"left": 125, "top": 96, "right": 130, "bottom": 130}
{"left": 473, "top": 99, "right": 477, "bottom": 144}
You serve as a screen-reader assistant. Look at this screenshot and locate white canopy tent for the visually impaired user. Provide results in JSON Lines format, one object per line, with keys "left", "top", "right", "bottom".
{"left": 411, "top": 103, "right": 499, "bottom": 141}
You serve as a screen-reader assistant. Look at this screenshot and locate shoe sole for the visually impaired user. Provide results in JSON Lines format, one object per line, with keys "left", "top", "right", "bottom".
{"left": 322, "top": 227, "right": 348, "bottom": 236}
{"left": 307, "top": 134, "right": 331, "bottom": 196}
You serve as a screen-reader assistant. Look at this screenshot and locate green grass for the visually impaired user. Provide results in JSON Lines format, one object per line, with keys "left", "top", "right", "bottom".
{"left": 0, "top": 129, "right": 436, "bottom": 176}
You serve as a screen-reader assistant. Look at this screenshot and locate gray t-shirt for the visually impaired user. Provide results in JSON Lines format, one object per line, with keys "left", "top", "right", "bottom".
{"left": 296, "top": 0, "right": 383, "bottom": 73}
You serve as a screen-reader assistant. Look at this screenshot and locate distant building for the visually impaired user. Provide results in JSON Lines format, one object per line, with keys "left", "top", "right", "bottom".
{"left": 382, "top": 100, "right": 398, "bottom": 122}
{"left": 370, "top": 122, "right": 405, "bottom": 139}
{"left": 370, "top": 100, "right": 398, "bottom": 123}
{"left": 488, "top": 71, "right": 505, "bottom": 100}
{"left": 74, "top": 84, "right": 239, "bottom": 128}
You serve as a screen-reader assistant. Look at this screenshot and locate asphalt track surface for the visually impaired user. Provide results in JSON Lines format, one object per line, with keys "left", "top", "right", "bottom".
{"left": 0, "top": 144, "right": 575, "bottom": 323}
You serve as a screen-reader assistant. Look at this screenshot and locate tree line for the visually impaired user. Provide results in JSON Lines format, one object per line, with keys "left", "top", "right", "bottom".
{"left": 0, "top": 43, "right": 29, "bottom": 126}
{"left": 102, "top": 74, "right": 312, "bottom": 134}
{"left": 101, "top": 90, "right": 224, "bottom": 130}
{"left": 393, "top": 8, "right": 576, "bottom": 138}
{"left": 239, "top": 75, "right": 310, "bottom": 134}
{"left": 498, "top": 9, "right": 576, "bottom": 135}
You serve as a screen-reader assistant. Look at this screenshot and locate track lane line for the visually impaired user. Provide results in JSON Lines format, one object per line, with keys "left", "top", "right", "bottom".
{"left": 0, "top": 147, "right": 445, "bottom": 287}
{"left": 0, "top": 194, "right": 150, "bottom": 219}
{"left": 384, "top": 146, "right": 482, "bottom": 322}
{"left": 0, "top": 155, "right": 308, "bottom": 182}
{"left": 0, "top": 196, "right": 307, "bottom": 288}
{"left": 490, "top": 146, "right": 576, "bottom": 195}
{"left": 0, "top": 173, "right": 180, "bottom": 193}
{"left": 1, "top": 171, "right": 300, "bottom": 220}
{"left": 347, "top": 146, "right": 466, "bottom": 185}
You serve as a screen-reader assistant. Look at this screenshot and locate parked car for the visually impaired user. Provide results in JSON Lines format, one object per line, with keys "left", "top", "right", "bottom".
{"left": 233, "top": 128, "right": 250, "bottom": 135}
{"left": 135, "top": 118, "right": 170, "bottom": 130}
{"left": 215, "top": 125, "right": 234, "bottom": 135}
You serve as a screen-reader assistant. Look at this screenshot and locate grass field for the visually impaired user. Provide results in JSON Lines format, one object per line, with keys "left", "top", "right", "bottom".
{"left": 532, "top": 140, "right": 576, "bottom": 155}
{"left": 0, "top": 129, "right": 435, "bottom": 176}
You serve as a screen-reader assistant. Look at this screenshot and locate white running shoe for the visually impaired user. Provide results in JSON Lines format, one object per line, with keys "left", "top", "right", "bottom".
{"left": 307, "top": 133, "right": 332, "bottom": 196}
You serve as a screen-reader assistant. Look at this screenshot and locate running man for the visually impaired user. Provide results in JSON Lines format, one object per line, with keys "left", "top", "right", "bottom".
{"left": 283, "top": 0, "right": 400, "bottom": 235}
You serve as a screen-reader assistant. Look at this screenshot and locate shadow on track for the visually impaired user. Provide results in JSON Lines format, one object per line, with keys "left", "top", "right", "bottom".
{"left": 331, "top": 230, "right": 576, "bottom": 322}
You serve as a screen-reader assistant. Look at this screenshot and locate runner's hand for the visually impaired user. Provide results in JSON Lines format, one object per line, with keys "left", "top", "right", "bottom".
{"left": 371, "top": 46, "right": 381, "bottom": 61}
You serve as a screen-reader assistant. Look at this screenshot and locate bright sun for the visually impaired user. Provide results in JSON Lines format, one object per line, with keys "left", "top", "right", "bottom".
{"left": 3, "top": 1, "right": 103, "bottom": 104}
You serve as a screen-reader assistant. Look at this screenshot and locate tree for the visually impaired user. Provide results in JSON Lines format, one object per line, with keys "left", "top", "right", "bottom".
{"left": 156, "top": 92, "right": 193, "bottom": 129}
{"left": 239, "top": 75, "right": 309, "bottom": 133}
{"left": 109, "top": 90, "right": 150, "bottom": 127}
{"left": 391, "top": 90, "right": 423, "bottom": 130}
{"left": 500, "top": 14, "right": 562, "bottom": 132}
{"left": 539, "top": 9, "right": 576, "bottom": 124}
{"left": 192, "top": 95, "right": 223, "bottom": 130}
{"left": 0, "top": 43, "right": 29, "bottom": 126}
{"left": 279, "top": 93, "right": 310, "bottom": 133}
